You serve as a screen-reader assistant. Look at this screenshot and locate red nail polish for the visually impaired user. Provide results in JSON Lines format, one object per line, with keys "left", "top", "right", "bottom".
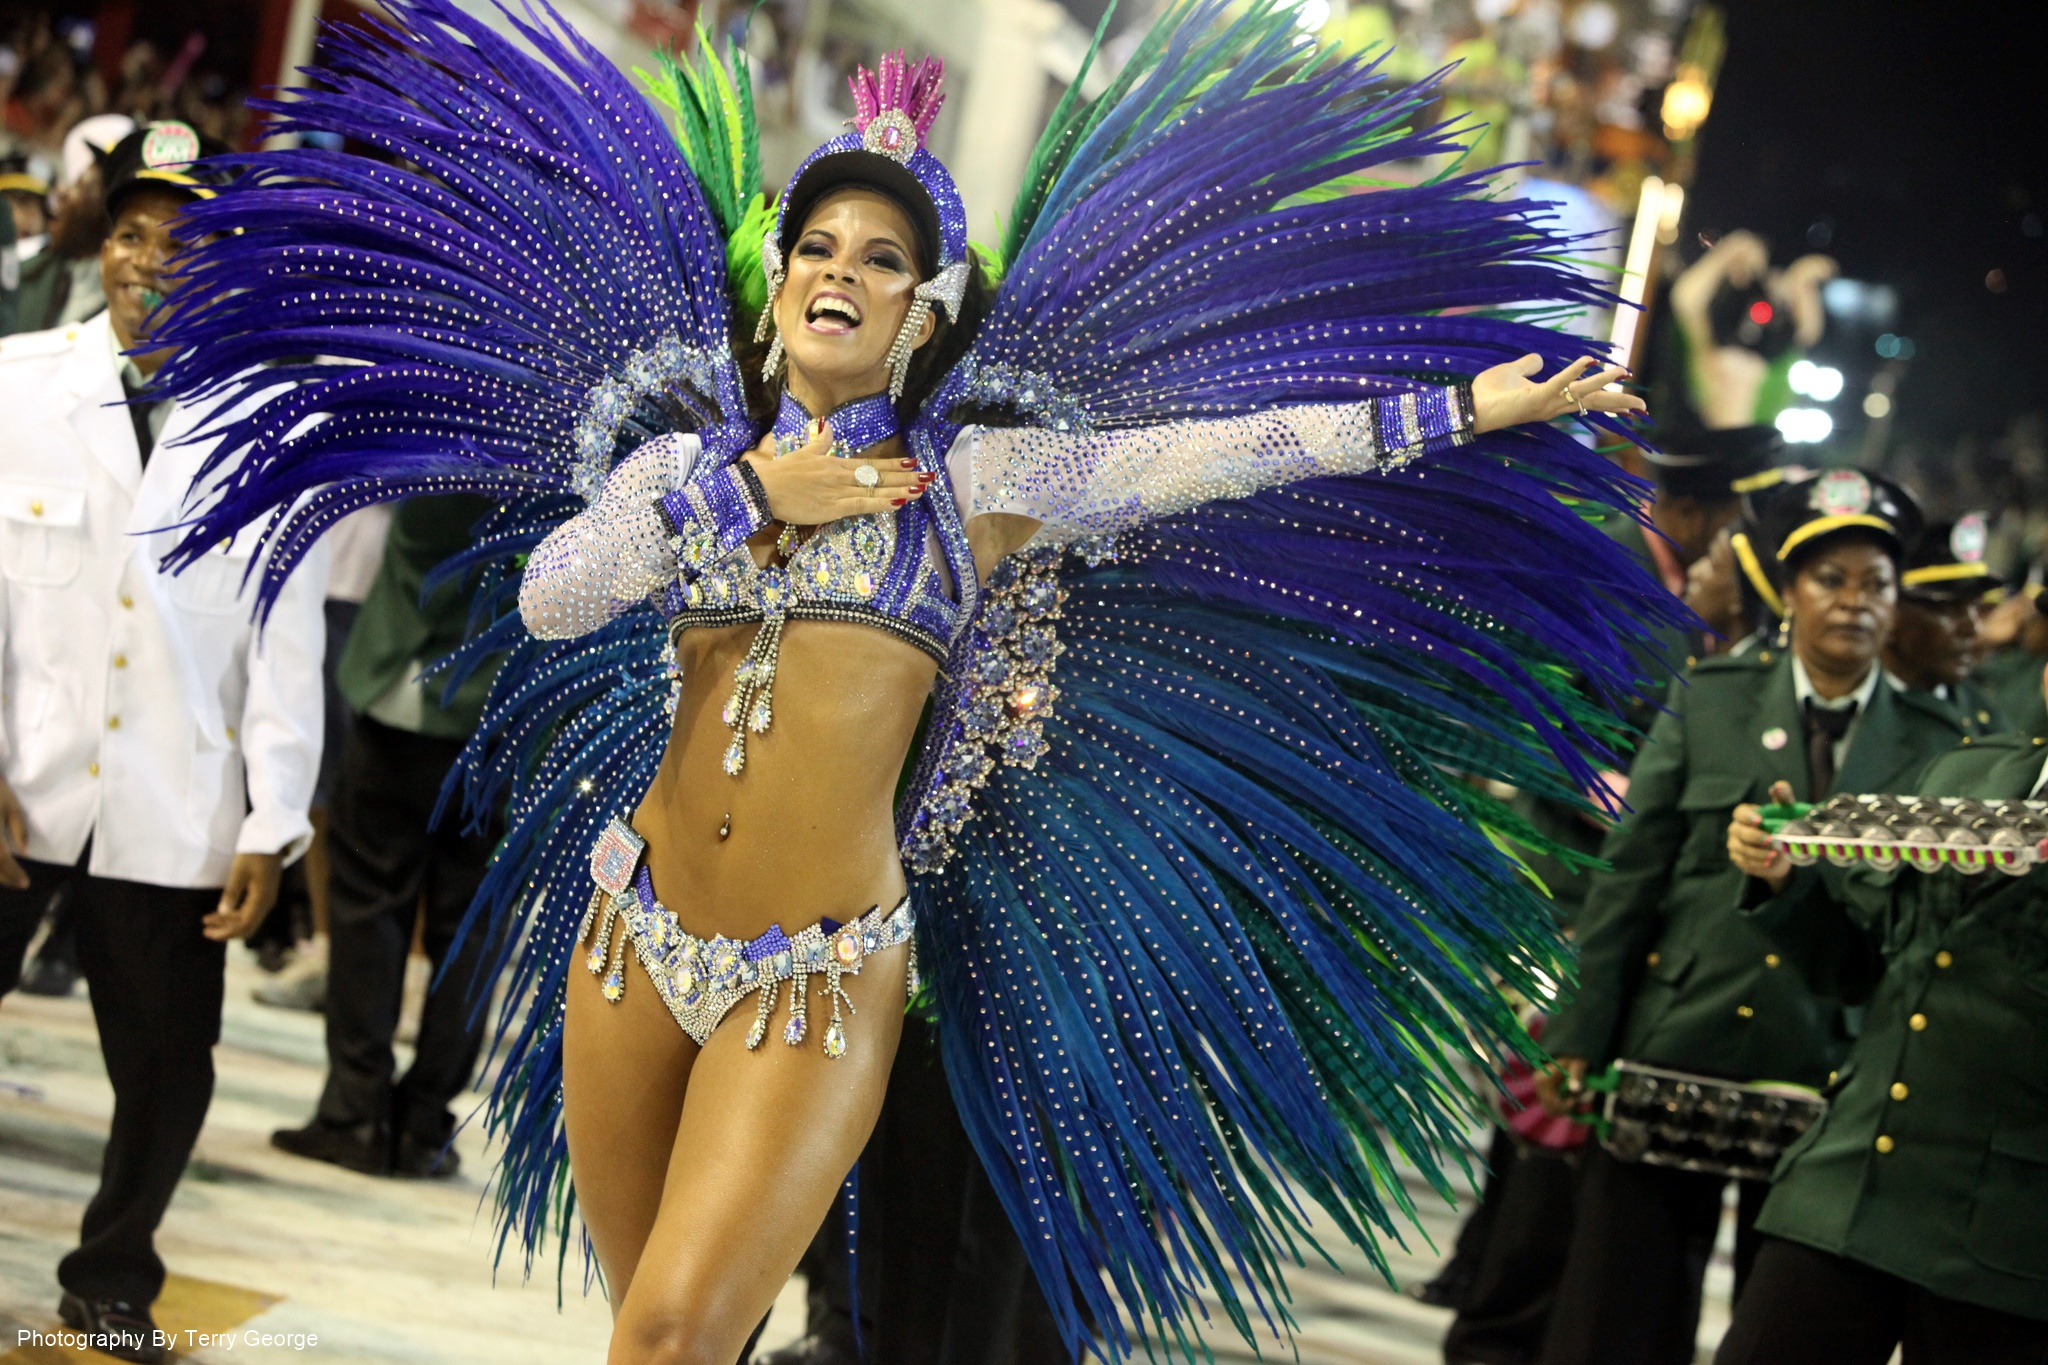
{"left": 900, "top": 459, "right": 917, "bottom": 468}
{"left": 891, "top": 497, "right": 906, "bottom": 506}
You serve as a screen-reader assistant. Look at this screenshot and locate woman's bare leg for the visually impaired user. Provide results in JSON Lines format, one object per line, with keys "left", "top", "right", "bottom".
{"left": 564, "top": 939, "right": 698, "bottom": 1310}
{"left": 609, "top": 943, "right": 908, "bottom": 1365}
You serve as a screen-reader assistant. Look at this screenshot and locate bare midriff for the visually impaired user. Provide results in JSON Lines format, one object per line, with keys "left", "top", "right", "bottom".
{"left": 632, "top": 611, "right": 937, "bottom": 943}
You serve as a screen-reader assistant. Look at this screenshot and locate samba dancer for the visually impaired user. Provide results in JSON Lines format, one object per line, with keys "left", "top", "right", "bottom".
{"left": 152, "top": 4, "right": 1670, "bottom": 1361}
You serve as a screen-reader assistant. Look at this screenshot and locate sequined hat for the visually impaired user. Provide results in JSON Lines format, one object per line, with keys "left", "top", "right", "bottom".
{"left": 766, "top": 52, "right": 970, "bottom": 317}
{"left": 1753, "top": 468, "right": 1923, "bottom": 570}
{"left": 756, "top": 52, "right": 972, "bottom": 399}
{"left": 1901, "top": 513, "right": 1997, "bottom": 604}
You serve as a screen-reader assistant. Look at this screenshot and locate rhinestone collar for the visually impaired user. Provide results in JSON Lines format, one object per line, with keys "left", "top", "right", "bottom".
{"left": 773, "top": 390, "right": 901, "bottom": 456}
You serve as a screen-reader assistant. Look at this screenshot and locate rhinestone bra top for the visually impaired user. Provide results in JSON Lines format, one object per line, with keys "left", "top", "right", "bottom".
{"left": 657, "top": 391, "right": 972, "bottom": 664}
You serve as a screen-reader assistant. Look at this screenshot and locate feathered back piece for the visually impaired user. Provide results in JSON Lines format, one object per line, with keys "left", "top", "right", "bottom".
{"left": 140, "top": 0, "right": 767, "bottom": 1270}
{"left": 638, "top": 28, "right": 777, "bottom": 321}
{"left": 145, "top": 0, "right": 755, "bottom": 600}
{"left": 887, "top": 3, "right": 1685, "bottom": 1359}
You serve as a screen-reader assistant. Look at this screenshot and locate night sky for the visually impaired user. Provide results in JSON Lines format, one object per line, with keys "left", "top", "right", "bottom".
{"left": 1689, "top": 0, "right": 2047, "bottom": 455}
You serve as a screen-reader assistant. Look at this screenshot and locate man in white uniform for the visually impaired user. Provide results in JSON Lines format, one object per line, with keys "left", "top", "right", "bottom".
{"left": 0, "top": 122, "right": 326, "bottom": 1363}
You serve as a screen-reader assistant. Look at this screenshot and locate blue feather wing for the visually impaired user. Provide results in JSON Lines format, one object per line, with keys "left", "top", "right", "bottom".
{"left": 908, "top": 428, "right": 1684, "bottom": 1361}
{"left": 968, "top": 2, "right": 1623, "bottom": 432}
{"left": 904, "top": 7, "right": 1686, "bottom": 1359}
{"left": 151, "top": 0, "right": 751, "bottom": 599}
{"left": 147, "top": 0, "right": 755, "bottom": 1267}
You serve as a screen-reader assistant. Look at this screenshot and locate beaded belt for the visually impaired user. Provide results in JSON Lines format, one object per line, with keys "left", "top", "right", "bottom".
{"left": 580, "top": 819, "right": 916, "bottom": 1057}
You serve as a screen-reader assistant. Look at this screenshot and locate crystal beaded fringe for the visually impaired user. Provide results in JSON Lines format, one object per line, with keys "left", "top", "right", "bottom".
{"left": 579, "top": 867, "right": 916, "bottom": 1057}
{"left": 719, "top": 608, "right": 786, "bottom": 775}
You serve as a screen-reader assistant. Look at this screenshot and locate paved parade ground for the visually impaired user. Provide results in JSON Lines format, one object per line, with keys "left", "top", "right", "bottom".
{"left": 0, "top": 955, "right": 1736, "bottom": 1365}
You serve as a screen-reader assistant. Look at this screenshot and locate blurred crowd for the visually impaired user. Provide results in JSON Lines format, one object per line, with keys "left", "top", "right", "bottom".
{"left": 1, "top": 6, "right": 251, "bottom": 159}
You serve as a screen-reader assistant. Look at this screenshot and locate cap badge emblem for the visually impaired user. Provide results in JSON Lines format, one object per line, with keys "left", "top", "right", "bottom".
{"left": 1950, "top": 513, "right": 1988, "bottom": 564}
{"left": 1810, "top": 469, "right": 1871, "bottom": 517}
{"left": 1761, "top": 727, "right": 1789, "bottom": 751}
{"left": 141, "top": 121, "right": 201, "bottom": 171}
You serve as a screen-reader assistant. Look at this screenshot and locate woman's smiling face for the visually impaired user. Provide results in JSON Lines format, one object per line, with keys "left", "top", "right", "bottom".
{"left": 774, "top": 187, "right": 933, "bottom": 403}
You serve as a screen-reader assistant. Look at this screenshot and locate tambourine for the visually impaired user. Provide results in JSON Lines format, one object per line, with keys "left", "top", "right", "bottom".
{"left": 1762, "top": 794, "right": 2048, "bottom": 877}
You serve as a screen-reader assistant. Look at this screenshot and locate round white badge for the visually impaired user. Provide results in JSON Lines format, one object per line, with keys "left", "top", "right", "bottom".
{"left": 141, "top": 121, "right": 201, "bottom": 171}
{"left": 1810, "top": 469, "right": 1872, "bottom": 517}
{"left": 1949, "top": 513, "right": 1988, "bottom": 565}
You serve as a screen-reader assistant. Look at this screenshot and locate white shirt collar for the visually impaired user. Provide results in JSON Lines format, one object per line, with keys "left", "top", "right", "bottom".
{"left": 106, "top": 314, "right": 149, "bottom": 394}
{"left": 1793, "top": 654, "right": 1882, "bottom": 713}
{"left": 1883, "top": 669, "right": 1951, "bottom": 703}
{"left": 2029, "top": 754, "right": 2048, "bottom": 800}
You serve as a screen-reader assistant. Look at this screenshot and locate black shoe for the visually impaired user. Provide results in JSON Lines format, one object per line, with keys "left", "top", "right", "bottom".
{"left": 755, "top": 1337, "right": 860, "bottom": 1365}
{"left": 58, "top": 1291, "right": 165, "bottom": 1363}
{"left": 19, "top": 951, "right": 79, "bottom": 997}
{"left": 395, "top": 1131, "right": 460, "bottom": 1179}
{"left": 271, "top": 1119, "right": 391, "bottom": 1175}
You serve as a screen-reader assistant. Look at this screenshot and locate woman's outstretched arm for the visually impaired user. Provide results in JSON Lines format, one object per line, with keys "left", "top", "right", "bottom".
{"left": 961, "top": 356, "right": 1639, "bottom": 547}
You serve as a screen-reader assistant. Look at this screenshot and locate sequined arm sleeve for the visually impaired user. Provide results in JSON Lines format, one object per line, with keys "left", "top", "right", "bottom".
{"left": 963, "top": 385, "right": 1474, "bottom": 543}
{"left": 657, "top": 457, "right": 773, "bottom": 562}
{"left": 518, "top": 434, "right": 700, "bottom": 640}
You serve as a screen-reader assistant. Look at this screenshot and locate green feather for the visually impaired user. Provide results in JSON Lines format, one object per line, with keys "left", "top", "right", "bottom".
{"left": 635, "top": 27, "right": 762, "bottom": 240}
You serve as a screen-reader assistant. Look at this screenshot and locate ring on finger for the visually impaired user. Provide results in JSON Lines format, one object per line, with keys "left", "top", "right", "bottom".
{"left": 854, "top": 463, "right": 880, "bottom": 489}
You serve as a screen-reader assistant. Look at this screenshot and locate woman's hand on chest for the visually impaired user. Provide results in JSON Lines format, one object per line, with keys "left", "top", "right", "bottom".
{"left": 742, "top": 424, "right": 932, "bottom": 527}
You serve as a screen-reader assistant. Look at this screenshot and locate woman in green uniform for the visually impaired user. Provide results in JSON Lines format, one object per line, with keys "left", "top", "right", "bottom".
{"left": 1535, "top": 469, "right": 1974, "bottom": 1365}
{"left": 1723, "top": 676, "right": 2048, "bottom": 1363}
{"left": 1883, "top": 513, "right": 2006, "bottom": 737}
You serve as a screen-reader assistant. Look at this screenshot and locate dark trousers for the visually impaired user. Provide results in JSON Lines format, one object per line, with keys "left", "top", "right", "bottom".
{"left": 0, "top": 854, "right": 224, "bottom": 1305}
{"left": 1539, "top": 1146, "right": 1767, "bottom": 1365}
{"left": 785, "top": 1017, "right": 1065, "bottom": 1363}
{"left": 1715, "top": 1237, "right": 2048, "bottom": 1365}
{"left": 315, "top": 717, "right": 495, "bottom": 1146}
{"left": 1442, "top": 1130, "right": 1582, "bottom": 1365}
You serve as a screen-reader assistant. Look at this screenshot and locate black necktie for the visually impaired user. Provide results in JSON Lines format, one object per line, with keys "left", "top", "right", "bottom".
{"left": 120, "top": 374, "right": 157, "bottom": 468}
{"left": 1804, "top": 699, "right": 1858, "bottom": 798}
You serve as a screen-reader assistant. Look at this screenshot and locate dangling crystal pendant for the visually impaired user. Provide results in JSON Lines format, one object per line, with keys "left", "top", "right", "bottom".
{"left": 723, "top": 734, "right": 747, "bottom": 776}
{"left": 749, "top": 693, "right": 772, "bottom": 734}
{"left": 783, "top": 1012, "right": 807, "bottom": 1045}
{"left": 601, "top": 969, "right": 624, "bottom": 1002}
{"left": 823, "top": 1021, "right": 847, "bottom": 1059}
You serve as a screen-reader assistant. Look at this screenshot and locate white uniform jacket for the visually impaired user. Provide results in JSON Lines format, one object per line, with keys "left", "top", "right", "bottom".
{"left": 0, "top": 312, "right": 327, "bottom": 887}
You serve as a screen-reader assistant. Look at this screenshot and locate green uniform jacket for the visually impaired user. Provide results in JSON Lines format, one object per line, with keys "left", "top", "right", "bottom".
{"left": 1512, "top": 508, "right": 1692, "bottom": 926}
{"left": 336, "top": 496, "right": 499, "bottom": 739}
{"left": 1896, "top": 678, "right": 2005, "bottom": 740}
{"left": 1975, "top": 647, "right": 2048, "bottom": 739}
{"left": 1545, "top": 647, "right": 1970, "bottom": 1085}
{"left": 1749, "top": 734, "right": 2048, "bottom": 1320}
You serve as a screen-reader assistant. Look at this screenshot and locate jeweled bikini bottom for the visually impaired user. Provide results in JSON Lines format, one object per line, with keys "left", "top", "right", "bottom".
{"left": 580, "top": 818, "right": 916, "bottom": 1058}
